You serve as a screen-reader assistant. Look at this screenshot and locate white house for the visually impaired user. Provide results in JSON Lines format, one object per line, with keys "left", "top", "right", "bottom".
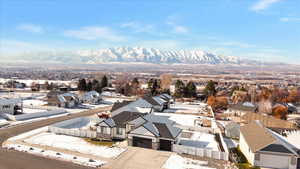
{"left": 128, "top": 114, "right": 181, "bottom": 151}
{"left": 239, "top": 121, "right": 300, "bottom": 169}
{"left": 0, "top": 98, "right": 22, "bottom": 115}
{"left": 81, "top": 91, "right": 102, "bottom": 104}
{"left": 225, "top": 102, "right": 257, "bottom": 117}
{"left": 96, "top": 111, "right": 144, "bottom": 140}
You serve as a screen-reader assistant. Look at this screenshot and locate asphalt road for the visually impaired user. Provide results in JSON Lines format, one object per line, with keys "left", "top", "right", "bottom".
{"left": 0, "top": 106, "right": 111, "bottom": 169}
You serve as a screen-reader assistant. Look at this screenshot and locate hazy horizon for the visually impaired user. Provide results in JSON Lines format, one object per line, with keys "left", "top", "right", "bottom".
{"left": 1, "top": 0, "right": 300, "bottom": 64}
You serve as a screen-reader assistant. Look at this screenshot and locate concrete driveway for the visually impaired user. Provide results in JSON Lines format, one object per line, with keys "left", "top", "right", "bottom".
{"left": 104, "top": 147, "right": 172, "bottom": 169}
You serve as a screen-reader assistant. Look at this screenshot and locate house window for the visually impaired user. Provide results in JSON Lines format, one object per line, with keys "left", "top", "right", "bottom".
{"left": 291, "top": 156, "right": 296, "bottom": 165}
{"left": 117, "top": 128, "right": 122, "bottom": 135}
{"left": 101, "top": 127, "right": 107, "bottom": 134}
{"left": 254, "top": 154, "right": 260, "bottom": 161}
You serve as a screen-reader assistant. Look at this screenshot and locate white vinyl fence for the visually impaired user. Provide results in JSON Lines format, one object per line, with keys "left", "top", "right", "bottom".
{"left": 48, "top": 126, "right": 97, "bottom": 138}
{"left": 173, "top": 144, "right": 229, "bottom": 161}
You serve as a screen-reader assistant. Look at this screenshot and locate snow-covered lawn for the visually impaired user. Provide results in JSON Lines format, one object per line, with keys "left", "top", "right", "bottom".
{"left": 163, "top": 154, "right": 215, "bottom": 169}
{"left": 4, "top": 144, "right": 106, "bottom": 168}
{"left": 23, "top": 99, "right": 47, "bottom": 107}
{"left": 25, "top": 132, "right": 126, "bottom": 158}
{"left": 164, "top": 102, "right": 209, "bottom": 114}
{"left": 154, "top": 113, "right": 200, "bottom": 127}
{"left": 179, "top": 131, "right": 219, "bottom": 151}
{"left": 22, "top": 108, "right": 46, "bottom": 114}
{"left": 0, "top": 117, "right": 9, "bottom": 127}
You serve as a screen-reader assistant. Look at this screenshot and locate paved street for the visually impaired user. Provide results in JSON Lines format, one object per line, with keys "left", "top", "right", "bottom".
{"left": 0, "top": 106, "right": 111, "bottom": 169}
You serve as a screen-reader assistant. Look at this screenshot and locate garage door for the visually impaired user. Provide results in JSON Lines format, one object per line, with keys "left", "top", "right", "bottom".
{"left": 132, "top": 137, "right": 152, "bottom": 149}
{"left": 160, "top": 139, "right": 172, "bottom": 151}
{"left": 260, "top": 154, "right": 289, "bottom": 169}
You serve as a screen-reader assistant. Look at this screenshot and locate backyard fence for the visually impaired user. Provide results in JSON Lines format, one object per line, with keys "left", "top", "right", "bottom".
{"left": 173, "top": 144, "right": 229, "bottom": 161}
{"left": 48, "top": 126, "right": 97, "bottom": 138}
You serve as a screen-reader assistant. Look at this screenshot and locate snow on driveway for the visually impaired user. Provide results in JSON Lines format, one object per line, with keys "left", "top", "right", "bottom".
{"left": 163, "top": 154, "right": 215, "bottom": 169}
{"left": 25, "top": 132, "right": 126, "bottom": 158}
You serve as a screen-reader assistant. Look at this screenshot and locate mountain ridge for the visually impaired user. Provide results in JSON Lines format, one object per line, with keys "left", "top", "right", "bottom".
{"left": 5, "top": 47, "right": 263, "bottom": 65}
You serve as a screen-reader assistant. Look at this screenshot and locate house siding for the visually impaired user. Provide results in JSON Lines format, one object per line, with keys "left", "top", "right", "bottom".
{"left": 239, "top": 132, "right": 255, "bottom": 165}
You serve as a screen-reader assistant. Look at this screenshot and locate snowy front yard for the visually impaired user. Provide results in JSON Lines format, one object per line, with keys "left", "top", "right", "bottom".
{"left": 24, "top": 132, "right": 126, "bottom": 158}
{"left": 163, "top": 154, "right": 216, "bottom": 169}
{"left": 4, "top": 144, "right": 106, "bottom": 168}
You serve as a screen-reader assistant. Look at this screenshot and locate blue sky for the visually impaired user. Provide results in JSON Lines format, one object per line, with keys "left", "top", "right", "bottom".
{"left": 1, "top": 0, "right": 300, "bottom": 63}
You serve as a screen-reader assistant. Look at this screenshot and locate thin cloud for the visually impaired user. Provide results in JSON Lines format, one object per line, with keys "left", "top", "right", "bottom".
{"left": 165, "top": 15, "right": 189, "bottom": 34}
{"left": 121, "top": 22, "right": 155, "bottom": 33}
{"left": 219, "top": 41, "right": 256, "bottom": 48}
{"left": 250, "top": 0, "right": 282, "bottom": 12}
{"left": 17, "top": 24, "right": 44, "bottom": 33}
{"left": 64, "top": 26, "right": 125, "bottom": 41}
{"left": 280, "top": 17, "right": 300, "bottom": 22}
{"left": 173, "top": 26, "right": 189, "bottom": 34}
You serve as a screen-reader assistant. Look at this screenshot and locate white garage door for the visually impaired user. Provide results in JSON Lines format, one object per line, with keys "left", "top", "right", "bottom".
{"left": 260, "top": 154, "right": 289, "bottom": 169}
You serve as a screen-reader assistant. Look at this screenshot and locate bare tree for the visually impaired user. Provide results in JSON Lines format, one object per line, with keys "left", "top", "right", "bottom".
{"left": 160, "top": 74, "right": 172, "bottom": 90}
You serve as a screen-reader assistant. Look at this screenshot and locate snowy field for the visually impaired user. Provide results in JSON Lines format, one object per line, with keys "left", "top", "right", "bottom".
{"left": 164, "top": 102, "right": 208, "bottom": 114}
{"left": 154, "top": 112, "right": 201, "bottom": 127}
{"left": 22, "top": 108, "right": 46, "bottom": 114}
{"left": 23, "top": 99, "right": 47, "bottom": 107}
{"left": 179, "top": 131, "right": 219, "bottom": 151}
{"left": 4, "top": 144, "right": 105, "bottom": 168}
{"left": 25, "top": 132, "right": 126, "bottom": 158}
{"left": 0, "top": 92, "right": 46, "bottom": 99}
{"left": 163, "top": 154, "right": 215, "bottom": 169}
{"left": 0, "top": 117, "right": 9, "bottom": 127}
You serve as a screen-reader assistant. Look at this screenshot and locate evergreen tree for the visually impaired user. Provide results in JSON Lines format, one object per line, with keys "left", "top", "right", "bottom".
{"left": 94, "top": 83, "right": 103, "bottom": 93}
{"left": 86, "top": 81, "right": 93, "bottom": 91}
{"left": 100, "top": 75, "right": 108, "bottom": 89}
{"left": 204, "top": 80, "right": 217, "bottom": 96}
{"left": 131, "top": 77, "right": 140, "bottom": 95}
{"left": 185, "top": 81, "right": 197, "bottom": 97}
{"left": 91, "top": 79, "right": 99, "bottom": 91}
{"left": 78, "top": 79, "right": 87, "bottom": 91}
{"left": 148, "top": 78, "right": 160, "bottom": 96}
{"left": 174, "top": 80, "right": 185, "bottom": 98}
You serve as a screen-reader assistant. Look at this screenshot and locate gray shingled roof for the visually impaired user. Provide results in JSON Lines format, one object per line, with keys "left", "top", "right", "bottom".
{"left": 139, "top": 114, "right": 181, "bottom": 139}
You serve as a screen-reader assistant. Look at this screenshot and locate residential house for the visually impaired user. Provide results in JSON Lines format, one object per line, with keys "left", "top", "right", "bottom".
{"left": 239, "top": 121, "right": 300, "bottom": 169}
{"left": 128, "top": 114, "right": 182, "bottom": 151}
{"left": 241, "top": 112, "right": 297, "bottom": 133}
{"left": 81, "top": 91, "right": 102, "bottom": 104}
{"left": 224, "top": 122, "right": 240, "bottom": 139}
{"left": 47, "top": 92, "right": 79, "bottom": 108}
{"left": 0, "top": 98, "right": 23, "bottom": 115}
{"left": 225, "top": 102, "right": 257, "bottom": 117}
{"left": 96, "top": 111, "right": 144, "bottom": 140}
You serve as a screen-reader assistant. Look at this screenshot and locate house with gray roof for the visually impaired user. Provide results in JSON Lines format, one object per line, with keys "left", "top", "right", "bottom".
{"left": 239, "top": 121, "right": 300, "bottom": 169}
{"left": 96, "top": 111, "right": 145, "bottom": 140}
{"left": 128, "top": 114, "right": 182, "bottom": 151}
{"left": 81, "top": 91, "right": 102, "bottom": 104}
{"left": 0, "top": 98, "right": 23, "bottom": 115}
{"left": 47, "top": 92, "right": 79, "bottom": 108}
{"left": 225, "top": 122, "right": 240, "bottom": 139}
{"left": 225, "top": 102, "right": 257, "bottom": 117}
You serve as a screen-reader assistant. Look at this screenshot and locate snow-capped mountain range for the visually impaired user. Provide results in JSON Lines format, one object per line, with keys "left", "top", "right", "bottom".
{"left": 8, "top": 47, "right": 256, "bottom": 65}
{"left": 76, "top": 47, "right": 241, "bottom": 64}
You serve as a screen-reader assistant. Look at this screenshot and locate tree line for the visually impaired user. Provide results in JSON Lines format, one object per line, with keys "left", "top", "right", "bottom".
{"left": 77, "top": 75, "right": 108, "bottom": 93}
